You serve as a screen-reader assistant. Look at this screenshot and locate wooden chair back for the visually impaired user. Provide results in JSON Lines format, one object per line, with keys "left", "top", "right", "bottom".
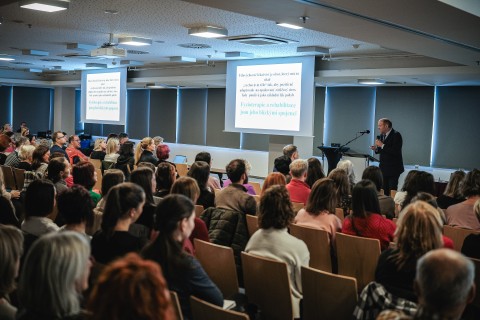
{"left": 246, "top": 214, "right": 259, "bottom": 237}
{"left": 336, "top": 233, "right": 381, "bottom": 291}
{"left": 176, "top": 163, "right": 189, "bottom": 177}
{"left": 248, "top": 181, "right": 262, "bottom": 195}
{"left": 194, "top": 239, "right": 239, "bottom": 298}
{"left": 470, "top": 258, "right": 480, "bottom": 309}
{"left": 292, "top": 202, "right": 304, "bottom": 213}
{"left": 241, "top": 252, "right": 293, "bottom": 320}
{"left": 88, "top": 158, "right": 102, "bottom": 170}
{"left": 335, "top": 208, "right": 345, "bottom": 222}
{"left": 190, "top": 296, "right": 249, "bottom": 320}
{"left": 93, "top": 168, "right": 102, "bottom": 192}
{"left": 301, "top": 266, "right": 358, "bottom": 320}
{"left": 289, "top": 224, "right": 332, "bottom": 272}
{"left": 1, "top": 165, "right": 16, "bottom": 190}
{"left": 443, "top": 225, "right": 480, "bottom": 252}
{"left": 12, "top": 167, "right": 25, "bottom": 190}
{"left": 170, "top": 291, "right": 184, "bottom": 320}
{"left": 195, "top": 205, "right": 205, "bottom": 218}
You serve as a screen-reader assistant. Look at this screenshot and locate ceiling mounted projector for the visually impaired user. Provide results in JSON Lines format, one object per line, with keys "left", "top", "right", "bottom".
{"left": 90, "top": 47, "right": 127, "bottom": 59}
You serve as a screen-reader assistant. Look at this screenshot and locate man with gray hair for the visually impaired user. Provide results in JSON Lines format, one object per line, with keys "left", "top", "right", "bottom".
{"left": 377, "top": 248, "right": 476, "bottom": 320}
{"left": 273, "top": 144, "right": 299, "bottom": 175}
{"left": 286, "top": 159, "right": 310, "bottom": 205}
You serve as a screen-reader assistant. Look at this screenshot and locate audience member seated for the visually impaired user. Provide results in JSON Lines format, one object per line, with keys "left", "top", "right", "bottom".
{"left": 142, "top": 194, "right": 223, "bottom": 319}
{"left": 5, "top": 136, "right": 29, "bottom": 167}
{"left": 195, "top": 151, "right": 221, "bottom": 190}
{"left": 393, "top": 170, "right": 419, "bottom": 209}
{"left": 16, "top": 145, "right": 34, "bottom": 171}
{"left": 273, "top": 144, "right": 299, "bottom": 179}
{"left": 115, "top": 141, "right": 135, "bottom": 181}
{"left": 223, "top": 159, "right": 256, "bottom": 195}
{"left": 246, "top": 185, "right": 309, "bottom": 319}
{"left": 377, "top": 249, "right": 475, "bottom": 320}
{"left": 21, "top": 180, "right": 59, "bottom": 255}
{"left": 328, "top": 168, "right": 352, "bottom": 215}
{"left": 1, "top": 123, "right": 12, "bottom": 133}
{"left": 401, "top": 171, "right": 435, "bottom": 209}
{"left": 362, "top": 166, "right": 395, "bottom": 219}
{"left": 337, "top": 159, "right": 356, "bottom": 192}
{"left": 155, "top": 137, "right": 170, "bottom": 162}
{"left": 16, "top": 122, "right": 27, "bottom": 133}
{"left": 91, "top": 182, "right": 145, "bottom": 264}
{"left": 375, "top": 201, "right": 444, "bottom": 302}
{"left": 49, "top": 131, "right": 69, "bottom": 162}
{"left": 342, "top": 180, "right": 396, "bottom": 250}
{"left": 65, "top": 135, "right": 88, "bottom": 165}
{"left": 437, "top": 170, "right": 466, "bottom": 209}
{"left": 170, "top": 176, "right": 210, "bottom": 254}
{"left": 16, "top": 232, "right": 91, "bottom": 320}
{"left": 118, "top": 132, "right": 129, "bottom": 145}
{"left": 286, "top": 159, "right": 310, "bottom": 205}
{"left": 261, "top": 172, "right": 287, "bottom": 196}
{"left": 87, "top": 253, "right": 175, "bottom": 320}
{"left": 461, "top": 198, "right": 480, "bottom": 259}
{"left": 0, "top": 225, "right": 23, "bottom": 320}
{"left": 215, "top": 159, "right": 257, "bottom": 215}
{"left": 0, "top": 168, "right": 19, "bottom": 227}
{"left": 0, "top": 133, "right": 10, "bottom": 164}
{"left": 187, "top": 161, "right": 215, "bottom": 209}
{"left": 135, "top": 137, "right": 158, "bottom": 166}
{"left": 89, "top": 138, "right": 106, "bottom": 160}
{"left": 3, "top": 132, "right": 15, "bottom": 154}
{"left": 446, "top": 169, "right": 480, "bottom": 230}
{"left": 30, "top": 145, "right": 49, "bottom": 177}
{"left": 57, "top": 185, "right": 94, "bottom": 238}
{"left": 295, "top": 178, "right": 342, "bottom": 246}
{"left": 155, "top": 162, "right": 176, "bottom": 198}
{"left": 72, "top": 161, "right": 101, "bottom": 206}
{"left": 46, "top": 157, "right": 70, "bottom": 194}
{"left": 104, "top": 138, "right": 120, "bottom": 163}
{"left": 130, "top": 167, "right": 158, "bottom": 243}
{"left": 305, "top": 157, "right": 325, "bottom": 189}
{"left": 91, "top": 169, "right": 125, "bottom": 235}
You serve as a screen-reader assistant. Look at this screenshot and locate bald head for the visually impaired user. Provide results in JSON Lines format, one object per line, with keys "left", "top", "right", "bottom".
{"left": 416, "top": 249, "right": 475, "bottom": 316}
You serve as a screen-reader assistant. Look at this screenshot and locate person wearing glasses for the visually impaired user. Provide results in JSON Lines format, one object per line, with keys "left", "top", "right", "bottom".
{"left": 66, "top": 135, "right": 88, "bottom": 165}
{"left": 50, "top": 131, "right": 70, "bottom": 162}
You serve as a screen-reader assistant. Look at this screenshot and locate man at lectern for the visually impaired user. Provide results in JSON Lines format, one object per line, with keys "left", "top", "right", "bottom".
{"left": 370, "top": 118, "right": 404, "bottom": 196}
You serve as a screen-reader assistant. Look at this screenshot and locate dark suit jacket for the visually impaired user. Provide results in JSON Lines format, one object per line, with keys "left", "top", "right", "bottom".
{"left": 375, "top": 129, "right": 404, "bottom": 176}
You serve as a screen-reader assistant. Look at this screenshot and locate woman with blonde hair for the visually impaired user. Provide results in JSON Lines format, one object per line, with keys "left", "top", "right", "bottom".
{"left": 261, "top": 172, "right": 287, "bottom": 196}
{"left": 135, "top": 137, "right": 158, "bottom": 166}
{"left": 104, "top": 138, "right": 120, "bottom": 163}
{"left": 375, "top": 200, "right": 444, "bottom": 301}
{"left": 437, "top": 170, "right": 466, "bottom": 209}
{"left": 90, "top": 138, "right": 106, "bottom": 160}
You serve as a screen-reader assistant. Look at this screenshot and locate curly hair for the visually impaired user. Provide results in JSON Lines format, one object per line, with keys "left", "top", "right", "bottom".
{"left": 87, "top": 253, "right": 175, "bottom": 320}
{"left": 259, "top": 185, "right": 294, "bottom": 229}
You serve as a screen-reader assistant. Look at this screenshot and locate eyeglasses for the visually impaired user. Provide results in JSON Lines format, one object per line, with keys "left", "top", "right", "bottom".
{"left": 56, "top": 135, "right": 65, "bottom": 139}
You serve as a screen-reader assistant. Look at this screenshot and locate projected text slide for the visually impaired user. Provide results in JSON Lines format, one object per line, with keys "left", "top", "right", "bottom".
{"left": 235, "top": 63, "right": 302, "bottom": 131}
{"left": 85, "top": 72, "right": 121, "bottom": 121}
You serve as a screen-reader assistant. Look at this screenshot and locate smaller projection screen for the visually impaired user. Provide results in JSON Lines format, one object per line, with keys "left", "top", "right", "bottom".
{"left": 80, "top": 68, "right": 127, "bottom": 125}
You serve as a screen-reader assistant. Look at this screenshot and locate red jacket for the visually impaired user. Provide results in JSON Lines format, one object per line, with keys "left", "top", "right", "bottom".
{"left": 286, "top": 178, "right": 311, "bottom": 205}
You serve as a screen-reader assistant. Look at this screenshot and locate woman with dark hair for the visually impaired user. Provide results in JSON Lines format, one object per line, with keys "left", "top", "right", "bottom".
{"left": 57, "top": 185, "right": 95, "bottom": 237}
{"left": 46, "top": 157, "right": 70, "bottom": 194}
{"left": 246, "top": 185, "right": 309, "bottom": 319}
{"left": 91, "top": 182, "right": 145, "bottom": 264}
{"left": 342, "top": 179, "right": 396, "bottom": 250}
{"left": 0, "top": 225, "right": 23, "bottom": 320}
{"left": 31, "top": 145, "right": 50, "bottom": 177}
{"left": 362, "top": 166, "right": 395, "bottom": 219}
{"left": 401, "top": 171, "right": 435, "bottom": 209}
{"left": 87, "top": 253, "right": 175, "bottom": 320}
{"left": 261, "top": 172, "right": 287, "bottom": 196}
{"left": 446, "top": 169, "right": 480, "bottom": 229}
{"left": 305, "top": 157, "right": 325, "bottom": 189}
{"left": 155, "top": 162, "right": 176, "bottom": 198}
{"left": 187, "top": 161, "right": 215, "bottom": 209}
{"left": 142, "top": 194, "right": 223, "bottom": 319}
{"left": 130, "top": 167, "right": 158, "bottom": 242}
{"left": 115, "top": 141, "right": 135, "bottom": 181}
{"left": 328, "top": 168, "right": 352, "bottom": 216}
{"left": 72, "top": 160, "right": 101, "bottom": 205}
{"left": 437, "top": 170, "right": 466, "bottom": 209}
{"left": 295, "top": 178, "right": 342, "bottom": 245}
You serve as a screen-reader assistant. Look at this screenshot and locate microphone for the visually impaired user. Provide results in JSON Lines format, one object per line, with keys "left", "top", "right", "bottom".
{"left": 358, "top": 130, "right": 370, "bottom": 134}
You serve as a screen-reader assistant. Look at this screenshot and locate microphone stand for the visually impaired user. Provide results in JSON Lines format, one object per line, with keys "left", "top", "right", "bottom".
{"left": 335, "top": 132, "right": 368, "bottom": 153}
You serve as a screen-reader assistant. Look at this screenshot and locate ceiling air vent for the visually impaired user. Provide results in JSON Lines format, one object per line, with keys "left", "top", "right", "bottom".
{"left": 225, "top": 34, "right": 297, "bottom": 46}
{"left": 178, "top": 43, "right": 211, "bottom": 49}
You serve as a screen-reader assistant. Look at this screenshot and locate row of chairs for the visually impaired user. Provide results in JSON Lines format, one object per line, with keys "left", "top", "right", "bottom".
{"left": 0, "top": 165, "right": 25, "bottom": 190}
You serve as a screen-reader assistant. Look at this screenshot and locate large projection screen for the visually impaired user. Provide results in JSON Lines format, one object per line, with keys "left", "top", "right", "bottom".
{"left": 225, "top": 56, "right": 315, "bottom": 136}
{"left": 80, "top": 68, "right": 127, "bottom": 125}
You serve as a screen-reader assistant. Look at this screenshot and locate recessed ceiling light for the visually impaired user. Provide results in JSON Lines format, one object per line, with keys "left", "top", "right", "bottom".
{"left": 19, "top": 0, "right": 69, "bottom": 12}
{"left": 0, "top": 55, "right": 15, "bottom": 61}
{"left": 22, "top": 49, "right": 49, "bottom": 56}
{"left": 169, "top": 56, "right": 196, "bottom": 63}
{"left": 104, "top": 9, "right": 118, "bottom": 14}
{"left": 118, "top": 37, "right": 152, "bottom": 46}
{"left": 276, "top": 22, "right": 303, "bottom": 30}
{"left": 358, "top": 79, "right": 386, "bottom": 85}
{"left": 225, "top": 51, "right": 254, "bottom": 59}
{"left": 188, "top": 26, "right": 227, "bottom": 38}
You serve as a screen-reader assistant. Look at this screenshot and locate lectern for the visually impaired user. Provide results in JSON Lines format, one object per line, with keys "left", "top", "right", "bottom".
{"left": 318, "top": 146, "right": 350, "bottom": 174}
